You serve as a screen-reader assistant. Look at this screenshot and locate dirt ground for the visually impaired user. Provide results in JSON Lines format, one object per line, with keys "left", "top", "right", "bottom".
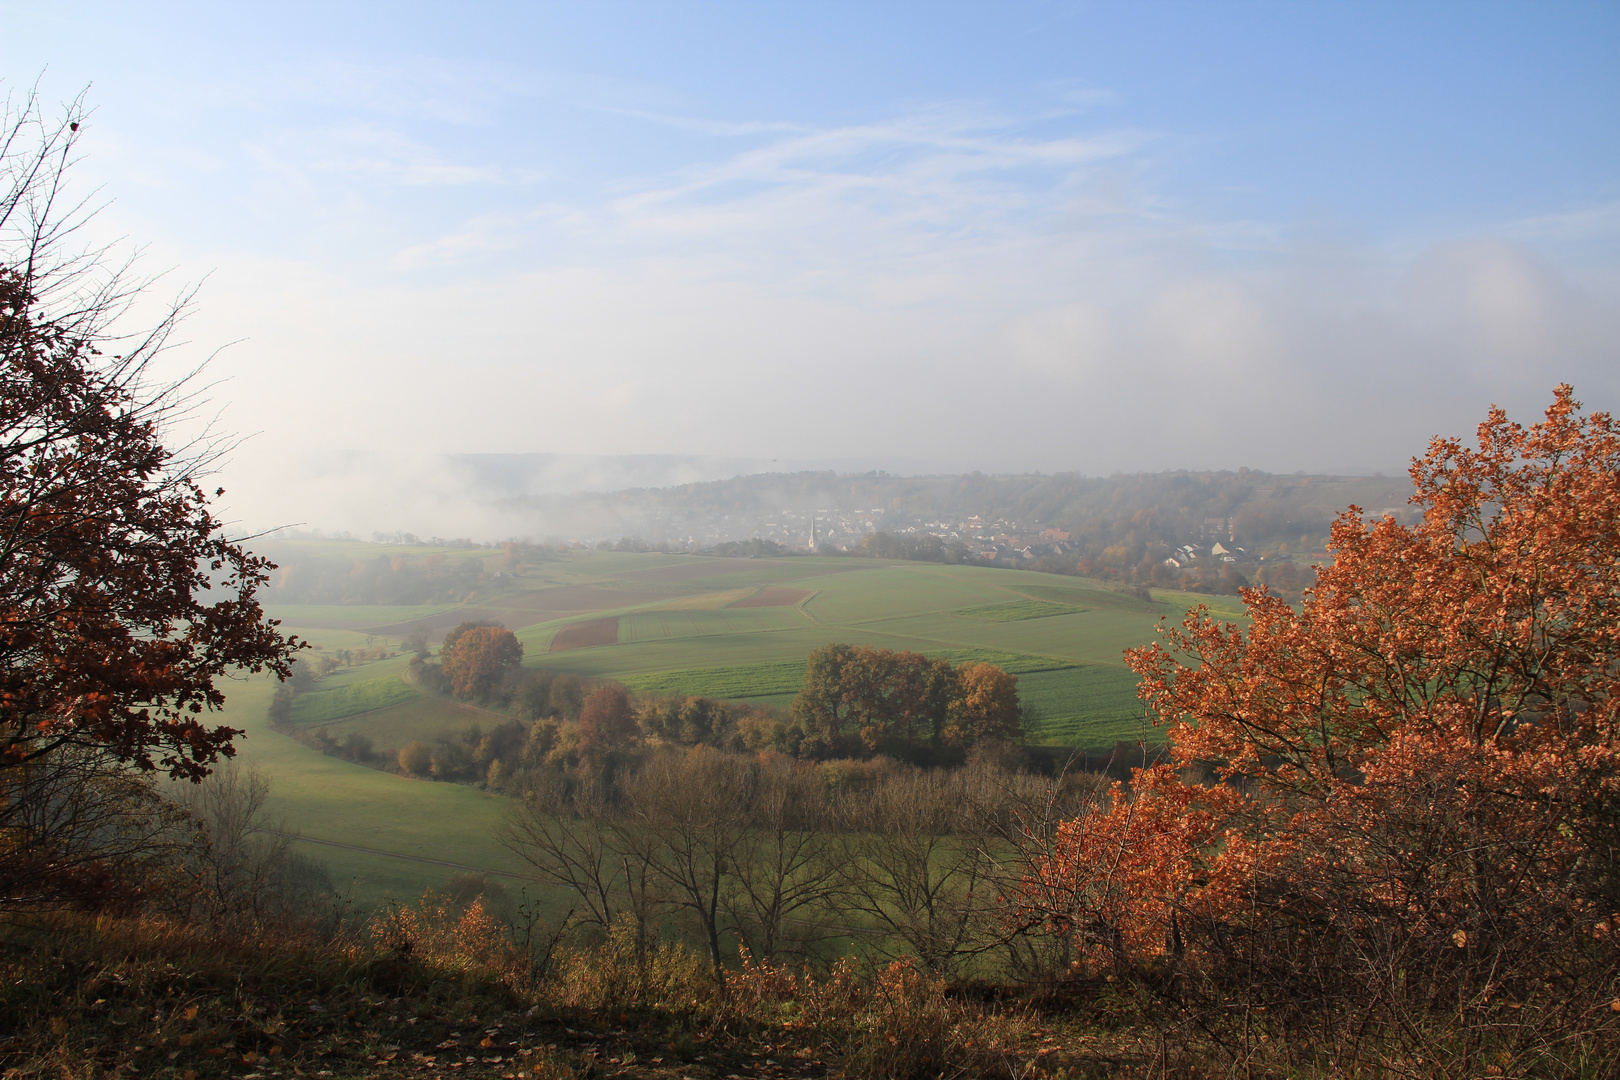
{"left": 547, "top": 617, "right": 620, "bottom": 652}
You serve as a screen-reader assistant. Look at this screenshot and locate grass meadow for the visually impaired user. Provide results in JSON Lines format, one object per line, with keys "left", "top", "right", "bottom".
{"left": 189, "top": 667, "right": 536, "bottom": 911}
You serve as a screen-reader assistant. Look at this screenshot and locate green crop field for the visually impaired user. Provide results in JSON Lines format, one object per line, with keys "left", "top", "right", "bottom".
{"left": 289, "top": 675, "right": 422, "bottom": 724}
{"left": 307, "top": 695, "right": 507, "bottom": 750}
{"left": 417, "top": 553, "right": 1186, "bottom": 744}
{"left": 954, "top": 599, "right": 1089, "bottom": 621}
{"left": 221, "top": 545, "right": 1248, "bottom": 910}
{"left": 619, "top": 606, "right": 811, "bottom": 643}
{"left": 617, "top": 659, "right": 811, "bottom": 700}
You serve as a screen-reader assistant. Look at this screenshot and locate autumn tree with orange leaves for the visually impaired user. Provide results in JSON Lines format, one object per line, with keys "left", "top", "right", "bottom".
{"left": 1017, "top": 386, "right": 1620, "bottom": 1068}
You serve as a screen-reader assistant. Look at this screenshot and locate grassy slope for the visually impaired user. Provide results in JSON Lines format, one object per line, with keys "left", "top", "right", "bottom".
{"left": 203, "top": 665, "right": 534, "bottom": 910}
{"left": 307, "top": 695, "right": 511, "bottom": 751}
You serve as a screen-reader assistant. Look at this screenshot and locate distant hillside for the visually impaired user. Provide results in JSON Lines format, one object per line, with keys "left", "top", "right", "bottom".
{"left": 482, "top": 468, "right": 1413, "bottom": 593}
{"left": 491, "top": 467, "right": 1407, "bottom": 536}
{"left": 269, "top": 465, "right": 1415, "bottom": 601}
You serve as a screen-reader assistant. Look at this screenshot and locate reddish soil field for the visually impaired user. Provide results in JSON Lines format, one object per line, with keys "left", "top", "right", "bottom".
{"left": 548, "top": 617, "right": 620, "bottom": 652}
{"left": 611, "top": 558, "right": 769, "bottom": 583}
{"left": 730, "top": 587, "right": 812, "bottom": 608}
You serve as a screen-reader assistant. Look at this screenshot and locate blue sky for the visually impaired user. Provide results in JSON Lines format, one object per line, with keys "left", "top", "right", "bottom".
{"left": 4, "top": 1, "right": 1617, "bottom": 534}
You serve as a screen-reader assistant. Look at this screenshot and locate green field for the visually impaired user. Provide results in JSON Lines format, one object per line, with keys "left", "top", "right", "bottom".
{"left": 954, "top": 599, "right": 1089, "bottom": 621}
{"left": 483, "top": 555, "right": 1173, "bottom": 741}
{"left": 189, "top": 669, "right": 536, "bottom": 911}
{"left": 290, "top": 675, "right": 422, "bottom": 724}
{"left": 308, "top": 694, "right": 510, "bottom": 750}
{"left": 221, "top": 546, "right": 1237, "bottom": 909}
{"left": 617, "top": 659, "right": 811, "bottom": 700}
{"left": 611, "top": 649, "right": 1073, "bottom": 696}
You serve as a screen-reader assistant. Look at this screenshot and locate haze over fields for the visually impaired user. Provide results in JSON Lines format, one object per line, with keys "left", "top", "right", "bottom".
{"left": 4, "top": 2, "right": 1617, "bottom": 539}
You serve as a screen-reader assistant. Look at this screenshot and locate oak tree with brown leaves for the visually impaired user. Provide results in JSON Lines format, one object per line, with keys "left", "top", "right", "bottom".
{"left": 0, "top": 92, "right": 298, "bottom": 785}
{"left": 440, "top": 625, "right": 522, "bottom": 700}
{"left": 1, "top": 90, "right": 301, "bottom": 905}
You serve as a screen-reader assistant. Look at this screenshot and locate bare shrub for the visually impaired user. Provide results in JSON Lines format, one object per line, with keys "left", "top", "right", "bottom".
{"left": 166, "top": 762, "right": 333, "bottom": 929}
{"left": 0, "top": 745, "right": 192, "bottom": 909}
{"left": 831, "top": 767, "right": 1005, "bottom": 977}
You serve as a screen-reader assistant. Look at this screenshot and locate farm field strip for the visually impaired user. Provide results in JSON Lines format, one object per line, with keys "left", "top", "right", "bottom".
{"left": 801, "top": 570, "right": 1019, "bottom": 624}
{"left": 618, "top": 606, "right": 810, "bottom": 643}
{"left": 1007, "top": 582, "right": 1159, "bottom": 611}
{"left": 290, "top": 675, "right": 421, "bottom": 724}
{"left": 608, "top": 557, "right": 866, "bottom": 585}
{"left": 637, "top": 587, "right": 760, "bottom": 611}
{"left": 522, "top": 622, "right": 1047, "bottom": 679}
{"left": 547, "top": 617, "right": 621, "bottom": 651}
{"left": 617, "top": 660, "right": 811, "bottom": 699}
{"left": 954, "top": 599, "right": 1089, "bottom": 621}
{"left": 304, "top": 695, "right": 511, "bottom": 747}
{"left": 729, "top": 586, "right": 813, "bottom": 608}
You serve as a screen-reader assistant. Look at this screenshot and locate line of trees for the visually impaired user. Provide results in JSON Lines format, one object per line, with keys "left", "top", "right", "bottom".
{"left": 390, "top": 624, "right": 1030, "bottom": 788}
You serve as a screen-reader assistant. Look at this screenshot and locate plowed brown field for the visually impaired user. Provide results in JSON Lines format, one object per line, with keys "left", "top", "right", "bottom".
{"left": 548, "top": 617, "right": 620, "bottom": 652}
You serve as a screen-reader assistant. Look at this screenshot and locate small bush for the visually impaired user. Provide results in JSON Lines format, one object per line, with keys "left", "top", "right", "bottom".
{"left": 550, "top": 915, "right": 709, "bottom": 1014}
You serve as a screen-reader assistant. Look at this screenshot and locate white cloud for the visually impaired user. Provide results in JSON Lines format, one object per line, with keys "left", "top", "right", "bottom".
{"left": 56, "top": 87, "right": 1617, "bottom": 537}
{"left": 242, "top": 123, "right": 528, "bottom": 189}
